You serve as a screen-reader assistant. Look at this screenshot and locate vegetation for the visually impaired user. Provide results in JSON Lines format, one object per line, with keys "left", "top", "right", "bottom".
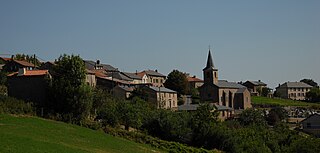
{"left": 252, "top": 96, "right": 320, "bottom": 107}
{"left": 0, "top": 114, "right": 162, "bottom": 153}
{"left": 164, "top": 70, "right": 188, "bottom": 95}
{"left": 13, "top": 53, "right": 41, "bottom": 66}
{"left": 306, "top": 87, "right": 320, "bottom": 102}
{"left": 47, "top": 54, "right": 93, "bottom": 123}
{"left": 300, "top": 78, "right": 318, "bottom": 87}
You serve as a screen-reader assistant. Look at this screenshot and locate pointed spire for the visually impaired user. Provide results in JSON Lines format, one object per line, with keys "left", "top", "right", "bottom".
{"left": 206, "top": 50, "right": 214, "bottom": 68}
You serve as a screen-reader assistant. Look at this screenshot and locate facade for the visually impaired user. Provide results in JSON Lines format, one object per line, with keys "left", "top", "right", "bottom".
{"left": 199, "top": 51, "right": 252, "bottom": 119}
{"left": 3, "top": 60, "right": 35, "bottom": 72}
{"left": 113, "top": 85, "right": 134, "bottom": 99}
{"left": 137, "top": 70, "right": 166, "bottom": 87}
{"left": 301, "top": 114, "right": 320, "bottom": 137}
{"left": 140, "top": 86, "right": 178, "bottom": 110}
{"left": 85, "top": 69, "right": 96, "bottom": 87}
{"left": 242, "top": 80, "right": 267, "bottom": 96}
{"left": 7, "top": 68, "right": 51, "bottom": 105}
{"left": 275, "top": 82, "right": 312, "bottom": 100}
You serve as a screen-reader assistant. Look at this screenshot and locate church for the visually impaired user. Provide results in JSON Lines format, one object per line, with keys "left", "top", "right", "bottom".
{"left": 199, "top": 50, "right": 252, "bottom": 118}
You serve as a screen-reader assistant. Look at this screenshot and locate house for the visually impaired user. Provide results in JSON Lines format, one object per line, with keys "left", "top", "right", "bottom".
{"left": 137, "top": 70, "right": 166, "bottom": 87}
{"left": 113, "top": 85, "right": 134, "bottom": 99}
{"left": 85, "top": 69, "right": 96, "bottom": 87}
{"left": 83, "top": 60, "right": 117, "bottom": 71}
{"left": 3, "top": 59, "right": 35, "bottom": 72}
{"left": 7, "top": 68, "right": 51, "bottom": 105}
{"left": 39, "top": 61, "right": 55, "bottom": 73}
{"left": 242, "top": 80, "right": 267, "bottom": 96}
{"left": 0, "top": 57, "right": 11, "bottom": 71}
{"left": 275, "top": 82, "right": 312, "bottom": 100}
{"left": 140, "top": 86, "right": 178, "bottom": 110}
{"left": 122, "top": 72, "right": 143, "bottom": 84}
{"left": 187, "top": 75, "right": 204, "bottom": 90}
{"left": 178, "top": 103, "right": 233, "bottom": 120}
{"left": 199, "top": 50, "right": 252, "bottom": 119}
{"left": 94, "top": 70, "right": 132, "bottom": 92}
{"left": 301, "top": 114, "right": 320, "bottom": 137}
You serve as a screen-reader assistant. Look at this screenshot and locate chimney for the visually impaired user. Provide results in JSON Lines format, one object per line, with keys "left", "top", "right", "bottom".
{"left": 155, "top": 69, "right": 158, "bottom": 72}
{"left": 258, "top": 80, "right": 261, "bottom": 82}
{"left": 11, "top": 55, "right": 14, "bottom": 60}
{"left": 18, "top": 68, "right": 26, "bottom": 76}
{"left": 96, "top": 60, "right": 100, "bottom": 65}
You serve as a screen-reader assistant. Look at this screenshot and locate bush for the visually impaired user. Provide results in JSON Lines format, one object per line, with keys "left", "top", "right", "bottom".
{"left": 0, "top": 95, "right": 34, "bottom": 115}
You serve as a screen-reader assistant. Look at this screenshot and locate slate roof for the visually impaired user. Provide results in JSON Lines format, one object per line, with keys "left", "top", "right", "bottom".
{"left": 117, "top": 86, "right": 134, "bottom": 92}
{"left": 236, "top": 88, "right": 247, "bottom": 93}
{"left": 83, "top": 60, "right": 117, "bottom": 71}
{"left": 246, "top": 80, "right": 267, "bottom": 86}
{"left": 138, "top": 70, "right": 166, "bottom": 77}
{"left": 149, "top": 86, "right": 176, "bottom": 93}
{"left": 122, "top": 72, "right": 142, "bottom": 80}
{"left": 214, "top": 104, "right": 233, "bottom": 111}
{"left": 178, "top": 103, "right": 233, "bottom": 111}
{"left": 279, "top": 82, "right": 312, "bottom": 88}
{"left": 216, "top": 80, "right": 246, "bottom": 89}
{"left": 112, "top": 72, "right": 133, "bottom": 81}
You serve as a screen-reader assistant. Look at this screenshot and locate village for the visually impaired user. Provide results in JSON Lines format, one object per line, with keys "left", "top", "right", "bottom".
{"left": 0, "top": 50, "right": 319, "bottom": 138}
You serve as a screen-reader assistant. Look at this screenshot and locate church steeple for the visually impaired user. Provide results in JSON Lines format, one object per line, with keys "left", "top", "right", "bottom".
{"left": 203, "top": 50, "right": 218, "bottom": 85}
{"left": 206, "top": 50, "right": 214, "bottom": 69}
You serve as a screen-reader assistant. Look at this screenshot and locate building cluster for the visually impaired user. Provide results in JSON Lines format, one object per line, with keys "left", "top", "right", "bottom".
{"left": 0, "top": 50, "right": 315, "bottom": 120}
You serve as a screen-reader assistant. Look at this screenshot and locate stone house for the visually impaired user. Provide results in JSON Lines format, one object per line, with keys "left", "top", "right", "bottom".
{"left": 301, "top": 114, "right": 320, "bottom": 137}
{"left": 242, "top": 80, "right": 267, "bottom": 96}
{"left": 7, "top": 68, "right": 51, "bottom": 105}
{"left": 199, "top": 50, "right": 252, "bottom": 119}
{"left": 140, "top": 86, "right": 178, "bottom": 110}
{"left": 122, "top": 72, "right": 143, "bottom": 84}
{"left": 137, "top": 70, "right": 166, "bottom": 87}
{"left": 275, "top": 82, "right": 312, "bottom": 100}
{"left": 113, "top": 85, "right": 134, "bottom": 99}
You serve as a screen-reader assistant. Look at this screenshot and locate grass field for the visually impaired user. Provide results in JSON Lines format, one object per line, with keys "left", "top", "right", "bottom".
{"left": 252, "top": 96, "right": 320, "bottom": 107}
{"left": 0, "top": 114, "right": 162, "bottom": 153}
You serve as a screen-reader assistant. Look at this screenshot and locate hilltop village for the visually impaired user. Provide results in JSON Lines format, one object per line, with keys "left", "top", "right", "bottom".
{"left": 0, "top": 50, "right": 317, "bottom": 120}
{"left": 1, "top": 50, "right": 320, "bottom": 152}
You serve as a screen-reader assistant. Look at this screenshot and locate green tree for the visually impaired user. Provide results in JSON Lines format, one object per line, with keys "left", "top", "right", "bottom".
{"left": 164, "top": 70, "right": 188, "bottom": 95}
{"left": 306, "top": 87, "right": 320, "bottom": 102}
{"left": 14, "top": 54, "right": 41, "bottom": 66}
{"left": 266, "top": 107, "right": 288, "bottom": 125}
{"left": 261, "top": 87, "right": 271, "bottom": 97}
{"left": 300, "top": 79, "right": 318, "bottom": 87}
{"left": 48, "top": 54, "right": 92, "bottom": 123}
{"left": 239, "top": 108, "right": 267, "bottom": 127}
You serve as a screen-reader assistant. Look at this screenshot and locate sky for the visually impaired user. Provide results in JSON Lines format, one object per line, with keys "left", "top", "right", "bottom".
{"left": 0, "top": 0, "right": 319, "bottom": 89}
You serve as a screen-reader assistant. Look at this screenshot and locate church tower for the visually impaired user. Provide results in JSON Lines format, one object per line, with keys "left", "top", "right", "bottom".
{"left": 203, "top": 50, "right": 218, "bottom": 85}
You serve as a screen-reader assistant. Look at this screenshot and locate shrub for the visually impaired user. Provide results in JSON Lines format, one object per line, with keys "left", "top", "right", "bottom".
{"left": 0, "top": 95, "right": 34, "bottom": 115}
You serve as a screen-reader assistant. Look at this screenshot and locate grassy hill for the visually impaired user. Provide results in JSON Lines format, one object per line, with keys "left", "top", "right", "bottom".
{"left": 0, "top": 114, "right": 162, "bottom": 153}
{"left": 252, "top": 96, "right": 320, "bottom": 107}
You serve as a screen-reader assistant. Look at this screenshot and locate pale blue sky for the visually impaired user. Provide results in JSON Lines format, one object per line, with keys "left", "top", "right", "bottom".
{"left": 0, "top": 0, "right": 319, "bottom": 89}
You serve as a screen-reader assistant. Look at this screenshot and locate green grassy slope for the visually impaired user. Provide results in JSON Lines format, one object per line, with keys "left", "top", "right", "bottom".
{"left": 252, "top": 96, "right": 320, "bottom": 107}
{"left": 0, "top": 114, "right": 162, "bottom": 153}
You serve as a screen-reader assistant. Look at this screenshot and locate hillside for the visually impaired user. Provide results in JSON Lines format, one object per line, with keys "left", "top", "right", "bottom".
{"left": 252, "top": 96, "right": 320, "bottom": 107}
{"left": 0, "top": 114, "right": 162, "bottom": 153}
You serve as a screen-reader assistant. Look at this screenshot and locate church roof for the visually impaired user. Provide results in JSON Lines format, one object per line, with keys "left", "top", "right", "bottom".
{"left": 216, "top": 80, "right": 245, "bottom": 89}
{"left": 203, "top": 50, "right": 217, "bottom": 70}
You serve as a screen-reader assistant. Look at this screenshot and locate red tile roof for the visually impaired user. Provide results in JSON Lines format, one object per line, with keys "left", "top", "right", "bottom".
{"left": 8, "top": 70, "right": 49, "bottom": 77}
{"left": 0, "top": 57, "right": 11, "bottom": 61}
{"left": 187, "top": 76, "right": 203, "bottom": 82}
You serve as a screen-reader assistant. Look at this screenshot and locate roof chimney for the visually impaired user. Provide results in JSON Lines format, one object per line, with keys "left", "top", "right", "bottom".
{"left": 258, "top": 80, "right": 261, "bottom": 82}
{"left": 155, "top": 69, "right": 158, "bottom": 72}
{"left": 96, "top": 60, "right": 100, "bottom": 65}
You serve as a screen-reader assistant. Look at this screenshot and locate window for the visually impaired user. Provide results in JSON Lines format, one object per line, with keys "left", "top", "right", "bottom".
{"left": 301, "top": 88, "right": 304, "bottom": 92}
{"left": 298, "top": 93, "right": 300, "bottom": 97}
{"left": 298, "top": 88, "right": 300, "bottom": 91}
{"left": 293, "top": 88, "right": 296, "bottom": 91}
{"left": 302, "top": 93, "right": 305, "bottom": 96}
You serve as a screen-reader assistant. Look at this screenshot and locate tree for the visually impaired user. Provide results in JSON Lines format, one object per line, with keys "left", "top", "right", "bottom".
{"left": 239, "top": 108, "right": 267, "bottom": 127}
{"left": 300, "top": 79, "right": 318, "bottom": 87}
{"left": 14, "top": 54, "right": 41, "bottom": 66}
{"left": 164, "top": 70, "right": 188, "bottom": 95}
{"left": 306, "top": 87, "right": 320, "bottom": 102}
{"left": 261, "top": 87, "right": 272, "bottom": 97}
{"left": 48, "top": 54, "right": 93, "bottom": 123}
{"left": 266, "top": 107, "right": 288, "bottom": 125}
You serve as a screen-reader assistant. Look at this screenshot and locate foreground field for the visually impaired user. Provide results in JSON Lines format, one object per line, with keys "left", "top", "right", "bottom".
{"left": 252, "top": 96, "right": 320, "bottom": 107}
{"left": 0, "top": 114, "right": 162, "bottom": 153}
